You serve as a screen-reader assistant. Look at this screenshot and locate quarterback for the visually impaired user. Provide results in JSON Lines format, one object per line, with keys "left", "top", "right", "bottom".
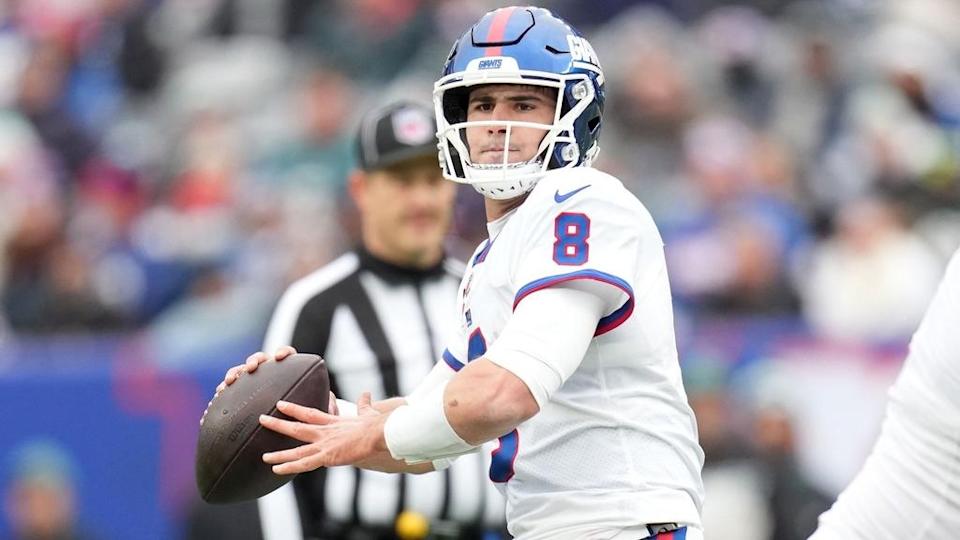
{"left": 810, "top": 246, "right": 960, "bottom": 539}
{"left": 221, "top": 6, "right": 705, "bottom": 539}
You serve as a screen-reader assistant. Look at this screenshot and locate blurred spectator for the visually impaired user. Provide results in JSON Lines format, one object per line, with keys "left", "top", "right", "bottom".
{"left": 209, "top": 0, "right": 317, "bottom": 41}
{"left": 253, "top": 65, "right": 356, "bottom": 195}
{"left": 696, "top": 6, "right": 780, "bottom": 127}
{"left": 684, "top": 357, "right": 769, "bottom": 540}
{"left": 751, "top": 405, "right": 832, "bottom": 540}
{"left": 300, "top": 0, "right": 437, "bottom": 83}
{"left": 801, "top": 196, "right": 942, "bottom": 342}
{"left": 770, "top": 3, "right": 855, "bottom": 232}
{"left": 815, "top": 21, "right": 960, "bottom": 219}
{"left": 66, "top": 0, "right": 168, "bottom": 132}
{"left": 663, "top": 115, "right": 809, "bottom": 315}
{"left": 595, "top": 7, "right": 702, "bottom": 201}
{"left": 16, "top": 40, "right": 98, "bottom": 184}
{"left": 2, "top": 439, "right": 99, "bottom": 540}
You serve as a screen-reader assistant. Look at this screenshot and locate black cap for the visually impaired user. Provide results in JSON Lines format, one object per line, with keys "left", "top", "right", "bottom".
{"left": 356, "top": 101, "right": 438, "bottom": 171}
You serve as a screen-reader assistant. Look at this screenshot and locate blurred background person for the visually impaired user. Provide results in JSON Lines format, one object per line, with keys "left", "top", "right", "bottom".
{"left": 3, "top": 440, "right": 99, "bottom": 540}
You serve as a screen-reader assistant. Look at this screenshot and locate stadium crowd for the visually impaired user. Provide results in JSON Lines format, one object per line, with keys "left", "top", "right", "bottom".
{"left": 1, "top": 0, "right": 959, "bottom": 539}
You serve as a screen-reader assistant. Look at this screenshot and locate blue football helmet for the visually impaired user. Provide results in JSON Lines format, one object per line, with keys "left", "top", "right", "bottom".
{"left": 434, "top": 6, "right": 605, "bottom": 199}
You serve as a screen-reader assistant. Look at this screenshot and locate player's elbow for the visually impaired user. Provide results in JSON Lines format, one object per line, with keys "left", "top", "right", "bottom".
{"left": 476, "top": 366, "right": 540, "bottom": 432}
{"left": 496, "top": 374, "right": 540, "bottom": 423}
{"left": 448, "top": 360, "right": 539, "bottom": 445}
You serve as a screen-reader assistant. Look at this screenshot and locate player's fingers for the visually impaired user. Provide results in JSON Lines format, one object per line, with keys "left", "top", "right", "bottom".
{"left": 258, "top": 414, "right": 317, "bottom": 443}
{"left": 276, "top": 400, "right": 332, "bottom": 424}
{"left": 244, "top": 351, "right": 266, "bottom": 368}
{"left": 225, "top": 365, "right": 244, "bottom": 385}
{"left": 262, "top": 443, "right": 314, "bottom": 464}
{"left": 357, "top": 392, "right": 373, "bottom": 410}
{"left": 215, "top": 381, "right": 226, "bottom": 394}
{"left": 245, "top": 351, "right": 267, "bottom": 373}
{"left": 274, "top": 345, "right": 297, "bottom": 361}
{"left": 328, "top": 392, "right": 339, "bottom": 416}
{"left": 271, "top": 454, "right": 323, "bottom": 475}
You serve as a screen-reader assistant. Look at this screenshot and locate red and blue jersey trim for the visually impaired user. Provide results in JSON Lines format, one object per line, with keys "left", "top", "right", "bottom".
{"left": 644, "top": 526, "right": 687, "bottom": 540}
{"left": 513, "top": 269, "right": 635, "bottom": 336}
{"left": 471, "top": 239, "right": 493, "bottom": 266}
{"left": 489, "top": 429, "right": 519, "bottom": 482}
{"left": 442, "top": 349, "right": 464, "bottom": 372}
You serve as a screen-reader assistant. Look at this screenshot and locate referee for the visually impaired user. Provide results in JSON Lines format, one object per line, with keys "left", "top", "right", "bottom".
{"left": 257, "top": 102, "right": 505, "bottom": 540}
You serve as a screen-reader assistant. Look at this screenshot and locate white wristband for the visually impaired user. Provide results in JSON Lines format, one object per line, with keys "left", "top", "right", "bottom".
{"left": 383, "top": 382, "right": 476, "bottom": 464}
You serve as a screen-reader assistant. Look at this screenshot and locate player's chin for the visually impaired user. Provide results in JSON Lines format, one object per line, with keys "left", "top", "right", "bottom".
{"left": 475, "top": 149, "right": 530, "bottom": 165}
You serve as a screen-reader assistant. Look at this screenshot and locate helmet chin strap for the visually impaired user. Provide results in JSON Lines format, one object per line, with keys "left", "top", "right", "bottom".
{"left": 465, "top": 161, "right": 546, "bottom": 200}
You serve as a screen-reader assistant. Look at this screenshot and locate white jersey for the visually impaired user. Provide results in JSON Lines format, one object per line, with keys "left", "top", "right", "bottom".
{"left": 811, "top": 248, "right": 960, "bottom": 540}
{"left": 441, "top": 168, "right": 705, "bottom": 539}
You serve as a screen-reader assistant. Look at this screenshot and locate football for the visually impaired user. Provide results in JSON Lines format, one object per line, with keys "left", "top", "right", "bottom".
{"left": 196, "top": 353, "right": 329, "bottom": 504}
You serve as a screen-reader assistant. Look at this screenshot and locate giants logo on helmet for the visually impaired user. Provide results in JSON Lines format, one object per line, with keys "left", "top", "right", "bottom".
{"left": 566, "top": 35, "right": 600, "bottom": 67}
{"left": 478, "top": 59, "right": 503, "bottom": 70}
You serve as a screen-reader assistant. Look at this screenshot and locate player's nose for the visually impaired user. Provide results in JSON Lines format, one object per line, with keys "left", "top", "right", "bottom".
{"left": 487, "top": 103, "right": 510, "bottom": 131}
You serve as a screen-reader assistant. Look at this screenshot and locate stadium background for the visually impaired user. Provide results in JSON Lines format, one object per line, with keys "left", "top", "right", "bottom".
{"left": 0, "top": 0, "right": 958, "bottom": 538}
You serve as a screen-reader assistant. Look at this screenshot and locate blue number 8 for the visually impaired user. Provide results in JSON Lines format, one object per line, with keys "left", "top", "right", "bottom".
{"left": 553, "top": 212, "right": 590, "bottom": 265}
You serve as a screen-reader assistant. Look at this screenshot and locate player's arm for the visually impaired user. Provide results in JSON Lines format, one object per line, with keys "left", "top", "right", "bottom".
{"left": 384, "top": 284, "right": 604, "bottom": 460}
{"left": 262, "top": 357, "right": 463, "bottom": 475}
{"left": 263, "top": 394, "right": 436, "bottom": 474}
{"left": 258, "top": 285, "right": 607, "bottom": 472}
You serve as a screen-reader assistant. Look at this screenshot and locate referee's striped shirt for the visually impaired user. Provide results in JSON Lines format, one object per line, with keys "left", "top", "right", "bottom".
{"left": 257, "top": 247, "right": 505, "bottom": 540}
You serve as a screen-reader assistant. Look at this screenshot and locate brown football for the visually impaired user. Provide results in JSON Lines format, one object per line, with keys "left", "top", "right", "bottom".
{"left": 196, "top": 353, "right": 329, "bottom": 504}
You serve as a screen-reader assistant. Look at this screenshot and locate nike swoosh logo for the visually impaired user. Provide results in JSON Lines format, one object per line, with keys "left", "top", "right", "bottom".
{"left": 554, "top": 184, "right": 591, "bottom": 203}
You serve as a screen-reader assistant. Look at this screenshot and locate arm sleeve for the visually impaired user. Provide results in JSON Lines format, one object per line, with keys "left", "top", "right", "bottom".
{"left": 485, "top": 285, "right": 608, "bottom": 409}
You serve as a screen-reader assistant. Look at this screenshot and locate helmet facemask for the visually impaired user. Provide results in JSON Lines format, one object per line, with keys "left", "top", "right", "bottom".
{"left": 435, "top": 70, "right": 598, "bottom": 200}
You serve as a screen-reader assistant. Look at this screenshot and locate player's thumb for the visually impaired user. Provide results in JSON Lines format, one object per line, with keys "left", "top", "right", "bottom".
{"left": 328, "top": 392, "right": 339, "bottom": 416}
{"left": 357, "top": 392, "right": 374, "bottom": 414}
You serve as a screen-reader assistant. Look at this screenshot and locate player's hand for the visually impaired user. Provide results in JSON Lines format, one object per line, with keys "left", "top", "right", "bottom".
{"left": 259, "top": 392, "right": 387, "bottom": 473}
{"left": 201, "top": 346, "right": 298, "bottom": 426}
{"left": 328, "top": 391, "right": 339, "bottom": 416}
{"left": 215, "top": 346, "right": 297, "bottom": 395}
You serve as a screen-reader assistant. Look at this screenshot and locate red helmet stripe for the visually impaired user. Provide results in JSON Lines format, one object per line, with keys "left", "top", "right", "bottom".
{"left": 484, "top": 6, "right": 517, "bottom": 57}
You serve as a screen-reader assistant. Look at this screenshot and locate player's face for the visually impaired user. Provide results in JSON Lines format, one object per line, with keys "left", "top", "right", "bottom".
{"left": 465, "top": 84, "right": 558, "bottom": 165}
{"left": 355, "top": 157, "right": 455, "bottom": 268}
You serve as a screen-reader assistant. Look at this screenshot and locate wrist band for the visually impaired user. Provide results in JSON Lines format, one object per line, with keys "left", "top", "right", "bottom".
{"left": 383, "top": 382, "right": 475, "bottom": 463}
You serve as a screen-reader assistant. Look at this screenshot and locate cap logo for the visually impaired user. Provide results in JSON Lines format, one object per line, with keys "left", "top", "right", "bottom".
{"left": 392, "top": 109, "right": 433, "bottom": 146}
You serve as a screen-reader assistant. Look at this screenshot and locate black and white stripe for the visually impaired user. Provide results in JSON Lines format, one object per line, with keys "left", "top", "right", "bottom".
{"left": 257, "top": 249, "right": 499, "bottom": 539}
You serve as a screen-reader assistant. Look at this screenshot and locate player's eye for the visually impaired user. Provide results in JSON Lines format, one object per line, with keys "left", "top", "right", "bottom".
{"left": 472, "top": 102, "right": 494, "bottom": 112}
{"left": 516, "top": 102, "right": 536, "bottom": 112}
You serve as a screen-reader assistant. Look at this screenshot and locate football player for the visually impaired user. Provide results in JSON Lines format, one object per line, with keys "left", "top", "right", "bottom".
{"left": 225, "top": 6, "right": 706, "bottom": 539}
{"left": 809, "top": 246, "right": 960, "bottom": 539}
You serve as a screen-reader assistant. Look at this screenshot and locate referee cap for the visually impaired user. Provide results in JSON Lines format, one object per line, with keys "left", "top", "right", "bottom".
{"left": 356, "top": 101, "right": 438, "bottom": 171}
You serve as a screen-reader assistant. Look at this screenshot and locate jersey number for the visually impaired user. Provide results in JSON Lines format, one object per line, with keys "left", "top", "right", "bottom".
{"left": 553, "top": 212, "right": 590, "bottom": 266}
